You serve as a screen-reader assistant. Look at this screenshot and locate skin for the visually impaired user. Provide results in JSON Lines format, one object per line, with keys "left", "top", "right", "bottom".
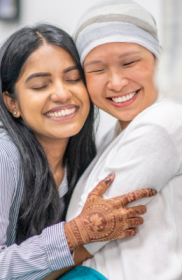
{"left": 4, "top": 43, "right": 90, "bottom": 186}
{"left": 84, "top": 42, "right": 158, "bottom": 130}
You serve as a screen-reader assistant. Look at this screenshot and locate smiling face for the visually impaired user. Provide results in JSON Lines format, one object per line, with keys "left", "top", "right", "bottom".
{"left": 6, "top": 44, "right": 90, "bottom": 142}
{"left": 84, "top": 42, "right": 158, "bottom": 129}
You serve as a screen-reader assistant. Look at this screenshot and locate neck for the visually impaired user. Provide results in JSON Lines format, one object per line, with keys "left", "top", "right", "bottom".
{"left": 119, "top": 120, "right": 131, "bottom": 130}
{"left": 119, "top": 91, "right": 159, "bottom": 130}
{"left": 35, "top": 135, "right": 69, "bottom": 187}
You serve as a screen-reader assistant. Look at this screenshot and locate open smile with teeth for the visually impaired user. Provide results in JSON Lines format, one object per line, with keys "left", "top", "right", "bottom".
{"left": 111, "top": 90, "right": 139, "bottom": 103}
{"left": 47, "top": 107, "right": 76, "bottom": 118}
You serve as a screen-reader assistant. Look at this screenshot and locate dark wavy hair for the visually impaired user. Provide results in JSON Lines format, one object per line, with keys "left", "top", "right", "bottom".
{"left": 0, "top": 24, "right": 96, "bottom": 244}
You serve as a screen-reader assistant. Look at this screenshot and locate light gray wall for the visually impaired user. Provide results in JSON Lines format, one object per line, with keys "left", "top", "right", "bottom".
{"left": 0, "top": 0, "right": 162, "bottom": 141}
{"left": 0, "top": 0, "right": 163, "bottom": 44}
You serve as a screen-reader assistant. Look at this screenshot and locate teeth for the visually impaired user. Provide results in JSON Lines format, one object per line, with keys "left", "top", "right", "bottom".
{"left": 47, "top": 107, "right": 76, "bottom": 118}
{"left": 112, "top": 91, "right": 137, "bottom": 103}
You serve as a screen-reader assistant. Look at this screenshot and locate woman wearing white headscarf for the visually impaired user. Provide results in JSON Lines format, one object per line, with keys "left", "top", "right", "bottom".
{"left": 67, "top": 1, "right": 182, "bottom": 279}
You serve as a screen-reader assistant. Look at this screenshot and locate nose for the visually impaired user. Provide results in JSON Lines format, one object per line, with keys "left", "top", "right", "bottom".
{"left": 51, "top": 81, "right": 72, "bottom": 103}
{"left": 107, "top": 70, "right": 129, "bottom": 92}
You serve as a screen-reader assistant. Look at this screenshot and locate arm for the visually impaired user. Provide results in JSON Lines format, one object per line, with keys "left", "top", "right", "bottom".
{"left": 42, "top": 246, "right": 92, "bottom": 280}
{"left": 43, "top": 174, "right": 154, "bottom": 280}
{"left": 0, "top": 146, "right": 153, "bottom": 280}
{"left": 0, "top": 149, "right": 74, "bottom": 280}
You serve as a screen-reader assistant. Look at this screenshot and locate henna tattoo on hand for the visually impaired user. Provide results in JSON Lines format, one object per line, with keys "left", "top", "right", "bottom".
{"left": 64, "top": 173, "right": 157, "bottom": 251}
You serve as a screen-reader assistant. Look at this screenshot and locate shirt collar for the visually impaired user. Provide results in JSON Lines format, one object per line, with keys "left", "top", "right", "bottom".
{"left": 58, "top": 168, "right": 68, "bottom": 198}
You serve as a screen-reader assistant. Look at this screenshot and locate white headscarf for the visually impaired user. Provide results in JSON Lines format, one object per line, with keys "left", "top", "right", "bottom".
{"left": 73, "top": 0, "right": 161, "bottom": 65}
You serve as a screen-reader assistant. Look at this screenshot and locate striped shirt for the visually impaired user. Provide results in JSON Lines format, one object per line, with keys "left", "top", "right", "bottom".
{"left": 0, "top": 129, "right": 74, "bottom": 279}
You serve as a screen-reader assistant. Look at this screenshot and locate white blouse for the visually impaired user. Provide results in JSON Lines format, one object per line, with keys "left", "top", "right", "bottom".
{"left": 67, "top": 98, "right": 182, "bottom": 280}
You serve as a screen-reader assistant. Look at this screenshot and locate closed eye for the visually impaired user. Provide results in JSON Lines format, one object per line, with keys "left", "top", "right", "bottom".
{"left": 123, "top": 61, "right": 135, "bottom": 66}
{"left": 123, "top": 60, "right": 140, "bottom": 66}
{"left": 32, "top": 85, "right": 48, "bottom": 90}
{"left": 66, "top": 78, "right": 81, "bottom": 83}
{"left": 89, "top": 69, "right": 104, "bottom": 73}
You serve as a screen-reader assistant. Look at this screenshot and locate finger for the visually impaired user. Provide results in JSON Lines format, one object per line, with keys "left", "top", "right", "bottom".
{"left": 112, "top": 188, "right": 157, "bottom": 207}
{"left": 89, "top": 172, "right": 115, "bottom": 197}
{"left": 123, "top": 217, "right": 144, "bottom": 229}
{"left": 125, "top": 205, "right": 147, "bottom": 218}
{"left": 117, "top": 228, "right": 137, "bottom": 239}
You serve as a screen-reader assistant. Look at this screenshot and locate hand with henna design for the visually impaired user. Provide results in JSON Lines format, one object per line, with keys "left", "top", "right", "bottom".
{"left": 64, "top": 173, "right": 157, "bottom": 251}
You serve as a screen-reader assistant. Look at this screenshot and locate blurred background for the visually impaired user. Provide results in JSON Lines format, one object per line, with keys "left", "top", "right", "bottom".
{"left": 0, "top": 0, "right": 170, "bottom": 143}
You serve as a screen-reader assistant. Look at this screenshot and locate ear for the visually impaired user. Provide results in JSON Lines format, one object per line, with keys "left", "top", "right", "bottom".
{"left": 3, "top": 91, "right": 21, "bottom": 118}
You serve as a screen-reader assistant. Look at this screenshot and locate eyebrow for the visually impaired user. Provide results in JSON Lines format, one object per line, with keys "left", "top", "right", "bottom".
{"left": 118, "top": 51, "right": 140, "bottom": 58}
{"left": 25, "top": 66, "right": 79, "bottom": 83}
{"left": 84, "top": 52, "right": 140, "bottom": 68}
{"left": 84, "top": 60, "right": 102, "bottom": 68}
{"left": 63, "top": 65, "right": 79, "bottom": 73}
{"left": 25, "top": 73, "right": 51, "bottom": 83}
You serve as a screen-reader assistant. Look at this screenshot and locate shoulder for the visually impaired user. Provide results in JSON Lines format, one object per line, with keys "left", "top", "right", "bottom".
{"left": 128, "top": 99, "right": 182, "bottom": 136}
{"left": 0, "top": 129, "right": 21, "bottom": 172}
{"left": 113, "top": 100, "right": 182, "bottom": 164}
{"left": 0, "top": 130, "right": 23, "bottom": 210}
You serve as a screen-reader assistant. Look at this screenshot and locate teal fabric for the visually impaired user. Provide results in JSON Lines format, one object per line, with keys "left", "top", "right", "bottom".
{"left": 59, "top": 266, "right": 108, "bottom": 280}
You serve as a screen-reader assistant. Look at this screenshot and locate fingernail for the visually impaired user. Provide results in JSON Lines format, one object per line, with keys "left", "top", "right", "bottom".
{"left": 104, "top": 172, "right": 114, "bottom": 184}
{"left": 151, "top": 189, "right": 157, "bottom": 195}
{"left": 147, "top": 189, "right": 157, "bottom": 196}
{"left": 105, "top": 178, "right": 111, "bottom": 184}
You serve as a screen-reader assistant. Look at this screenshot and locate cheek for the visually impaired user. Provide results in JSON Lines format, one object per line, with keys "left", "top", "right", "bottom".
{"left": 130, "top": 63, "right": 155, "bottom": 88}
{"left": 18, "top": 93, "right": 44, "bottom": 126}
{"left": 76, "top": 86, "right": 90, "bottom": 116}
{"left": 85, "top": 75, "right": 104, "bottom": 103}
{"left": 21, "top": 99, "right": 41, "bottom": 115}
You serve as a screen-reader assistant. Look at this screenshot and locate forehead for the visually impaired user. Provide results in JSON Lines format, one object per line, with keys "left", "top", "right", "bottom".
{"left": 84, "top": 42, "right": 146, "bottom": 64}
{"left": 23, "top": 44, "right": 74, "bottom": 73}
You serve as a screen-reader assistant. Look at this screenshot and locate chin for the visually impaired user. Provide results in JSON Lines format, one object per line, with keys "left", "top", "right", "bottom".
{"left": 117, "top": 114, "right": 137, "bottom": 123}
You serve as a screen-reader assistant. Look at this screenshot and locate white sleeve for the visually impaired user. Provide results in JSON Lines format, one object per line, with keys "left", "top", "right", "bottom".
{"left": 85, "top": 122, "right": 182, "bottom": 254}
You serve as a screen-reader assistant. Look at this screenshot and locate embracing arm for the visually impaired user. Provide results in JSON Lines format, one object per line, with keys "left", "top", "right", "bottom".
{"left": 0, "top": 224, "right": 74, "bottom": 280}
{"left": 43, "top": 174, "right": 156, "bottom": 280}
{"left": 0, "top": 146, "right": 154, "bottom": 280}
{"left": 42, "top": 246, "right": 92, "bottom": 280}
{"left": 0, "top": 122, "right": 163, "bottom": 279}
{"left": 0, "top": 149, "right": 74, "bottom": 280}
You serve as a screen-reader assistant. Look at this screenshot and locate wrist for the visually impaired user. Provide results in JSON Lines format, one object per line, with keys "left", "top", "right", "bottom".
{"left": 64, "top": 217, "right": 91, "bottom": 251}
{"left": 74, "top": 246, "right": 93, "bottom": 265}
{"left": 64, "top": 221, "right": 78, "bottom": 251}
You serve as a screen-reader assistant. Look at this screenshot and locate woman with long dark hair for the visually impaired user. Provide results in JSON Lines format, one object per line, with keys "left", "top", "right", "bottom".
{"left": 0, "top": 24, "right": 156, "bottom": 280}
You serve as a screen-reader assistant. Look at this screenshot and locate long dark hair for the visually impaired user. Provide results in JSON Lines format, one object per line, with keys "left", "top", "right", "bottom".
{"left": 0, "top": 24, "right": 96, "bottom": 244}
